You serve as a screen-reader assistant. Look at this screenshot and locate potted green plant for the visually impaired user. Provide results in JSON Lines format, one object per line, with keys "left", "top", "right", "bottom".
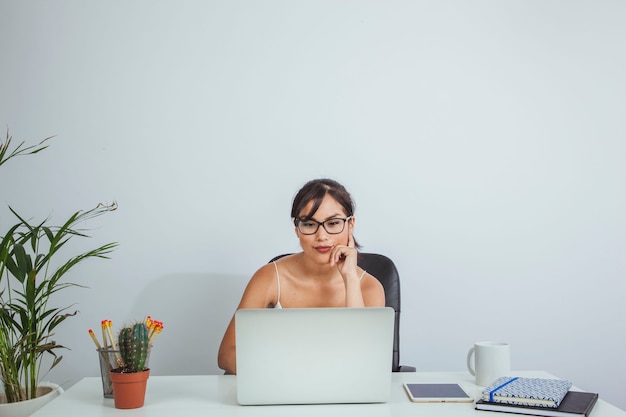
{"left": 109, "top": 321, "right": 152, "bottom": 409}
{"left": 0, "top": 130, "right": 118, "bottom": 416}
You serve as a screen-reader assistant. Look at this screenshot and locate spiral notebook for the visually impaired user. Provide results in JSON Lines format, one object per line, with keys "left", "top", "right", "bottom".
{"left": 235, "top": 307, "right": 394, "bottom": 405}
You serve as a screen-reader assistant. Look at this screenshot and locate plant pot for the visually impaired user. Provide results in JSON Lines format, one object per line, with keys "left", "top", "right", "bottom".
{"left": 110, "top": 369, "right": 150, "bottom": 409}
{"left": 0, "top": 382, "right": 64, "bottom": 417}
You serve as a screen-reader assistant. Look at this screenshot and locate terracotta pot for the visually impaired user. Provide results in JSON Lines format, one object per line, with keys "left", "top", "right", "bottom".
{"left": 110, "top": 369, "right": 150, "bottom": 409}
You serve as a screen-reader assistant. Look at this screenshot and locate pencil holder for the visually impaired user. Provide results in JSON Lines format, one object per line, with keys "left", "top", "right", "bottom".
{"left": 97, "top": 348, "right": 120, "bottom": 398}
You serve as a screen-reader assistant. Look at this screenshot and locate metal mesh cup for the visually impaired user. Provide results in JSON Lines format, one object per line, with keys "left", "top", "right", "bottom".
{"left": 97, "top": 348, "right": 119, "bottom": 398}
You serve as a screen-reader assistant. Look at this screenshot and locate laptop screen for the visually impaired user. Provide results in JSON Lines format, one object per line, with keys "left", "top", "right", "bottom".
{"left": 235, "top": 307, "right": 394, "bottom": 405}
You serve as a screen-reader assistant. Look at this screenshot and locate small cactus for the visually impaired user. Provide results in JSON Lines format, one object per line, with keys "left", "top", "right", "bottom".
{"left": 118, "top": 322, "right": 150, "bottom": 372}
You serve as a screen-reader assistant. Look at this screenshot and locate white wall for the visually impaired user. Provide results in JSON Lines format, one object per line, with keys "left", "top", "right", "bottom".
{"left": 1, "top": 0, "right": 625, "bottom": 410}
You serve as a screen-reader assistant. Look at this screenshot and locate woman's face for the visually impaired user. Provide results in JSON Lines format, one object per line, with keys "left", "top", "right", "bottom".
{"left": 295, "top": 194, "right": 354, "bottom": 263}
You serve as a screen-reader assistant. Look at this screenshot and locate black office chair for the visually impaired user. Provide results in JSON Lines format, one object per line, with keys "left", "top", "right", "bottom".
{"left": 269, "top": 252, "right": 416, "bottom": 372}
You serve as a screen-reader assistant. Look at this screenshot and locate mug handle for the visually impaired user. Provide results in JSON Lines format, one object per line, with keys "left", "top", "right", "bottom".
{"left": 466, "top": 347, "right": 476, "bottom": 376}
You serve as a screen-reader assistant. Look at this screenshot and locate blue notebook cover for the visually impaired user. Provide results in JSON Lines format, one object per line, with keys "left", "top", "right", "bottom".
{"left": 482, "top": 377, "right": 573, "bottom": 408}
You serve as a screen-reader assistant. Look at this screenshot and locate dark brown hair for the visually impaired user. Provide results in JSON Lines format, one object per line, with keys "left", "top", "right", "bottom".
{"left": 291, "top": 178, "right": 355, "bottom": 221}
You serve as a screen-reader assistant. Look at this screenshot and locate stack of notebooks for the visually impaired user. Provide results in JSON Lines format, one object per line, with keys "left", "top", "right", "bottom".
{"left": 475, "top": 377, "right": 599, "bottom": 417}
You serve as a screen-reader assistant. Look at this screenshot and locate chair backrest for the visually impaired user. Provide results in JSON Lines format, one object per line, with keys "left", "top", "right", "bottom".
{"left": 268, "top": 252, "right": 413, "bottom": 372}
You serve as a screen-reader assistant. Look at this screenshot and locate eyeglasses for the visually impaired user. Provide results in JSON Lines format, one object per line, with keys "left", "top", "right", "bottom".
{"left": 295, "top": 216, "right": 352, "bottom": 235}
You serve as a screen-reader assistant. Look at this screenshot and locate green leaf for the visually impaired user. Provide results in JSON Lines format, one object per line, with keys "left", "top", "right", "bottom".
{"left": 8, "top": 243, "right": 31, "bottom": 283}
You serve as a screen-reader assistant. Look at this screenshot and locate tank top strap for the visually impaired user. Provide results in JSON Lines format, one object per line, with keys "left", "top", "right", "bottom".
{"left": 359, "top": 269, "right": 367, "bottom": 280}
{"left": 272, "top": 261, "right": 282, "bottom": 309}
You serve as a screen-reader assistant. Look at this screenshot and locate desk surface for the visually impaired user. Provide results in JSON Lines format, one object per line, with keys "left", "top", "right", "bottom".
{"left": 32, "top": 371, "right": 625, "bottom": 417}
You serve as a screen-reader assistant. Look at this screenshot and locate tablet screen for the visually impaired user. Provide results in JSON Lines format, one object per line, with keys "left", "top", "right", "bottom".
{"left": 404, "top": 383, "right": 473, "bottom": 403}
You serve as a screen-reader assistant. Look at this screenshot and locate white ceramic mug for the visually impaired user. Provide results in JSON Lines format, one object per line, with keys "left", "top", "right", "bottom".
{"left": 466, "top": 341, "right": 510, "bottom": 386}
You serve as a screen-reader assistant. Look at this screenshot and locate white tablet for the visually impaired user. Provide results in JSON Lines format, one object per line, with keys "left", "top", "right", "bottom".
{"left": 403, "top": 383, "right": 474, "bottom": 403}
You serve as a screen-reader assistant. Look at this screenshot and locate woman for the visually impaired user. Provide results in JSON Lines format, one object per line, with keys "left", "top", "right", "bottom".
{"left": 217, "top": 178, "right": 385, "bottom": 375}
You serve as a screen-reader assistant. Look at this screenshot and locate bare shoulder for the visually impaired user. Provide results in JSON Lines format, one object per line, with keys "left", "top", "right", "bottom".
{"left": 361, "top": 272, "right": 383, "bottom": 289}
{"left": 361, "top": 273, "right": 386, "bottom": 307}
{"left": 250, "top": 262, "right": 278, "bottom": 282}
{"left": 267, "top": 253, "right": 302, "bottom": 276}
{"left": 238, "top": 262, "right": 279, "bottom": 308}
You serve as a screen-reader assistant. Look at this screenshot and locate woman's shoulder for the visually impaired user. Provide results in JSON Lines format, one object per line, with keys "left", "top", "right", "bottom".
{"left": 247, "top": 254, "right": 299, "bottom": 286}
{"left": 360, "top": 272, "right": 386, "bottom": 307}
{"left": 248, "top": 261, "right": 278, "bottom": 284}
{"left": 267, "top": 253, "right": 302, "bottom": 272}
{"left": 362, "top": 273, "right": 383, "bottom": 289}
{"left": 238, "top": 262, "right": 281, "bottom": 308}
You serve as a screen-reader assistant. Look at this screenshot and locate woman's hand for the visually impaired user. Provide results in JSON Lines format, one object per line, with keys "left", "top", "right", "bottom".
{"left": 329, "top": 233, "right": 359, "bottom": 282}
{"left": 330, "top": 233, "right": 366, "bottom": 307}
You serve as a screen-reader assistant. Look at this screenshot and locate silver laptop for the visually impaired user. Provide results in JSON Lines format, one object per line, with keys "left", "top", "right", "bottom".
{"left": 235, "top": 307, "right": 394, "bottom": 405}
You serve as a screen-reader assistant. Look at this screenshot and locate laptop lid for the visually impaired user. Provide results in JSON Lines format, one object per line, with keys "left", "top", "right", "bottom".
{"left": 235, "top": 307, "right": 394, "bottom": 405}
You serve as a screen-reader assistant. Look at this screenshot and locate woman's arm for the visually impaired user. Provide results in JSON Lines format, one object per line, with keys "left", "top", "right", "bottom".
{"left": 217, "top": 265, "right": 275, "bottom": 374}
{"left": 217, "top": 315, "right": 237, "bottom": 374}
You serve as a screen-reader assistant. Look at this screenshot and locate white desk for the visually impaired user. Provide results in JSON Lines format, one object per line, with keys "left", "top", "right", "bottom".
{"left": 31, "top": 371, "right": 625, "bottom": 417}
